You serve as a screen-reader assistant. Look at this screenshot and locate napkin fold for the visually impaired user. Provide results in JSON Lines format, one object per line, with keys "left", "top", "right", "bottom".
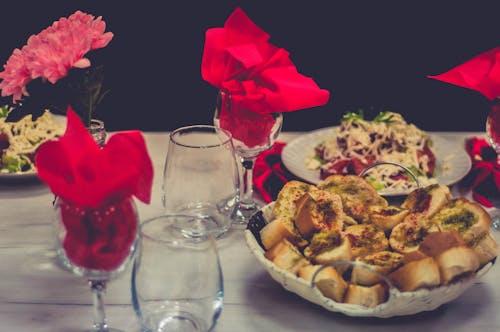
{"left": 202, "top": 8, "right": 329, "bottom": 147}
{"left": 253, "top": 141, "right": 296, "bottom": 203}
{"left": 202, "top": 7, "right": 330, "bottom": 113}
{"left": 428, "top": 47, "right": 500, "bottom": 100}
{"left": 35, "top": 108, "right": 154, "bottom": 208}
{"left": 463, "top": 137, "right": 500, "bottom": 207}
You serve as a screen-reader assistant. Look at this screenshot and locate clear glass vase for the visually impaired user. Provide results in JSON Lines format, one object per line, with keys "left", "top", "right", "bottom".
{"left": 88, "top": 119, "right": 106, "bottom": 147}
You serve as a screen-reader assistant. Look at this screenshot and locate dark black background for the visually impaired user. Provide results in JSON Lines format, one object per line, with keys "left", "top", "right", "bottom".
{"left": 1, "top": 1, "right": 499, "bottom": 132}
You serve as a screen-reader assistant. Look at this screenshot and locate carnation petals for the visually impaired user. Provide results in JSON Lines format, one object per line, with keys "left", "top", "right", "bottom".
{"left": 0, "top": 10, "right": 113, "bottom": 102}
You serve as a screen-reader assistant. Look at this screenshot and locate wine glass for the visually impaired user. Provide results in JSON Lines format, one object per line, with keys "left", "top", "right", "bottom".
{"left": 214, "top": 89, "right": 283, "bottom": 223}
{"left": 53, "top": 196, "right": 139, "bottom": 332}
{"left": 485, "top": 99, "right": 500, "bottom": 230}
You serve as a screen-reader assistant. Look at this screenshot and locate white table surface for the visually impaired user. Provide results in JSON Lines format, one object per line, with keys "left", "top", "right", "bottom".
{"left": 1, "top": 131, "right": 499, "bottom": 332}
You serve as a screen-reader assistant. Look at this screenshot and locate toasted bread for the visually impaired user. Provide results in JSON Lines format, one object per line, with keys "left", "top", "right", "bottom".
{"left": 343, "top": 283, "right": 387, "bottom": 308}
{"left": 418, "top": 230, "right": 466, "bottom": 257}
{"left": 298, "top": 265, "right": 348, "bottom": 302}
{"left": 304, "top": 230, "right": 353, "bottom": 273}
{"left": 351, "top": 251, "right": 404, "bottom": 286}
{"left": 260, "top": 217, "right": 305, "bottom": 250}
{"left": 435, "top": 246, "right": 480, "bottom": 284}
{"left": 471, "top": 233, "right": 499, "bottom": 266}
{"left": 401, "top": 184, "right": 451, "bottom": 217}
{"left": 344, "top": 224, "right": 389, "bottom": 259}
{"left": 264, "top": 239, "right": 310, "bottom": 275}
{"left": 318, "top": 174, "right": 388, "bottom": 223}
{"left": 368, "top": 205, "right": 410, "bottom": 232}
{"left": 431, "top": 198, "right": 492, "bottom": 245}
{"left": 389, "top": 213, "right": 438, "bottom": 254}
{"left": 294, "top": 189, "right": 349, "bottom": 238}
{"left": 388, "top": 257, "right": 441, "bottom": 292}
{"left": 272, "top": 180, "right": 315, "bottom": 246}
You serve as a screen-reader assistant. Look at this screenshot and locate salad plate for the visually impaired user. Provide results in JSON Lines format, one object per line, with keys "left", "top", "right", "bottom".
{"left": 282, "top": 127, "right": 472, "bottom": 196}
{"left": 0, "top": 113, "right": 66, "bottom": 182}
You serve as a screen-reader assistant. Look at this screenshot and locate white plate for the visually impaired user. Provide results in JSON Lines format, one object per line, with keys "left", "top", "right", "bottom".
{"left": 282, "top": 127, "right": 472, "bottom": 196}
{"left": 0, "top": 114, "right": 66, "bottom": 182}
{"left": 245, "top": 202, "right": 494, "bottom": 318}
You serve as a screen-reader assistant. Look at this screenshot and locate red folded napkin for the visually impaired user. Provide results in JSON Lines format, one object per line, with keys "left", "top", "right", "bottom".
{"left": 428, "top": 46, "right": 500, "bottom": 100}
{"left": 463, "top": 137, "right": 500, "bottom": 207}
{"left": 35, "top": 108, "right": 154, "bottom": 270}
{"left": 202, "top": 7, "right": 330, "bottom": 147}
{"left": 36, "top": 108, "right": 153, "bottom": 208}
{"left": 254, "top": 141, "right": 296, "bottom": 203}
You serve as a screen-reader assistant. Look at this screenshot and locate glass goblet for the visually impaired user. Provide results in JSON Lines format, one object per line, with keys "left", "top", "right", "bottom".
{"left": 214, "top": 89, "right": 283, "bottom": 224}
{"left": 485, "top": 99, "right": 500, "bottom": 230}
{"left": 53, "top": 196, "right": 139, "bottom": 332}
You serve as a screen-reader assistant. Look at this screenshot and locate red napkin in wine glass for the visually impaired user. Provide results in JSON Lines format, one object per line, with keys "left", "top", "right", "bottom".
{"left": 201, "top": 7, "right": 330, "bottom": 145}
{"left": 428, "top": 46, "right": 500, "bottom": 100}
{"left": 35, "top": 107, "right": 154, "bottom": 270}
{"left": 35, "top": 108, "right": 153, "bottom": 208}
{"left": 463, "top": 137, "right": 500, "bottom": 208}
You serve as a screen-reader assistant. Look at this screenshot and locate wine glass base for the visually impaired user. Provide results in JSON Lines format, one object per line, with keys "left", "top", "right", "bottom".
{"left": 231, "top": 203, "right": 260, "bottom": 224}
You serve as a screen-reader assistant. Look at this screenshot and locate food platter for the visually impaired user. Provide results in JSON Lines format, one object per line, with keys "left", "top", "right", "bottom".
{"left": 0, "top": 113, "right": 66, "bottom": 182}
{"left": 245, "top": 202, "right": 494, "bottom": 318}
{"left": 281, "top": 127, "right": 472, "bottom": 196}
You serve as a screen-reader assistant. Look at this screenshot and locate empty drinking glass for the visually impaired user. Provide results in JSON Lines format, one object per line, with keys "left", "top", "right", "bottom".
{"left": 162, "top": 125, "right": 239, "bottom": 238}
{"left": 131, "top": 215, "right": 224, "bottom": 332}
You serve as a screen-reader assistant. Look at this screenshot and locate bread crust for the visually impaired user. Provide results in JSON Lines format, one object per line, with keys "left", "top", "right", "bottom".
{"left": 294, "top": 189, "right": 346, "bottom": 238}
{"left": 298, "top": 265, "right": 348, "bottom": 302}
{"left": 401, "top": 184, "right": 451, "bottom": 217}
{"left": 431, "top": 199, "right": 492, "bottom": 245}
{"left": 318, "top": 174, "right": 388, "bottom": 223}
{"left": 304, "top": 230, "right": 353, "bottom": 274}
{"left": 351, "top": 251, "right": 404, "bottom": 286}
{"left": 264, "top": 239, "right": 309, "bottom": 275}
{"left": 472, "top": 233, "right": 499, "bottom": 266}
{"left": 343, "top": 283, "right": 387, "bottom": 308}
{"left": 389, "top": 213, "right": 438, "bottom": 254}
{"left": 344, "top": 224, "right": 389, "bottom": 259}
{"left": 388, "top": 257, "right": 441, "bottom": 292}
{"left": 369, "top": 205, "right": 410, "bottom": 232}
{"left": 436, "top": 246, "right": 480, "bottom": 284}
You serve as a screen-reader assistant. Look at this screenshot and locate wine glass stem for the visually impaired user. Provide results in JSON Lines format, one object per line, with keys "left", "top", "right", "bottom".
{"left": 240, "top": 157, "right": 256, "bottom": 208}
{"left": 89, "top": 280, "right": 109, "bottom": 331}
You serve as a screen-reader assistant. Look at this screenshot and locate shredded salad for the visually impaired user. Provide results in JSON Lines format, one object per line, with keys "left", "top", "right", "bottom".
{"left": 0, "top": 107, "right": 65, "bottom": 174}
{"left": 306, "top": 110, "right": 437, "bottom": 191}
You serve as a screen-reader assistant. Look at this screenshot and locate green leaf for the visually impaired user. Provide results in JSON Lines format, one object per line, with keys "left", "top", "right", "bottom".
{"left": 373, "top": 111, "right": 395, "bottom": 124}
{"left": 366, "top": 177, "right": 386, "bottom": 190}
{"left": 0, "top": 105, "right": 11, "bottom": 118}
{"left": 341, "top": 109, "right": 364, "bottom": 122}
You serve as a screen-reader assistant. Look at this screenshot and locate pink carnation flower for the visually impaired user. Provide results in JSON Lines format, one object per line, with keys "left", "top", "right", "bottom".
{"left": 0, "top": 10, "right": 113, "bottom": 102}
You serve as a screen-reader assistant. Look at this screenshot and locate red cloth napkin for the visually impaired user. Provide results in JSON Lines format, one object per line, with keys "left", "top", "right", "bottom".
{"left": 463, "top": 137, "right": 500, "bottom": 207}
{"left": 428, "top": 46, "right": 500, "bottom": 100}
{"left": 35, "top": 108, "right": 154, "bottom": 208}
{"left": 202, "top": 7, "right": 330, "bottom": 147}
{"left": 254, "top": 141, "right": 296, "bottom": 203}
{"left": 35, "top": 108, "right": 154, "bottom": 270}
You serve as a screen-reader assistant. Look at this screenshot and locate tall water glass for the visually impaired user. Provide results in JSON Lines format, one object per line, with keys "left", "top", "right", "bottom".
{"left": 131, "top": 215, "right": 224, "bottom": 332}
{"left": 162, "top": 125, "right": 239, "bottom": 238}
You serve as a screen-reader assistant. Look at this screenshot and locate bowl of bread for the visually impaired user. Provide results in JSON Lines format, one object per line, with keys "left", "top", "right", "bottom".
{"left": 245, "top": 175, "right": 498, "bottom": 317}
